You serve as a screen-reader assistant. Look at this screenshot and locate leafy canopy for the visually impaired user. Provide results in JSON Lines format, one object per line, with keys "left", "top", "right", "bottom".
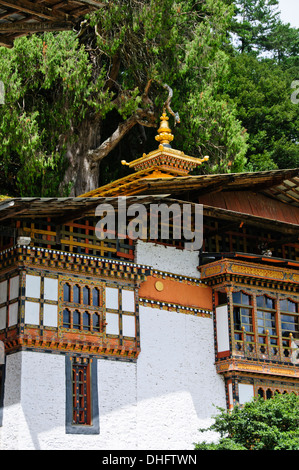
{"left": 0, "top": 0, "right": 249, "bottom": 196}
{"left": 0, "top": 0, "right": 299, "bottom": 196}
{"left": 195, "top": 393, "right": 299, "bottom": 450}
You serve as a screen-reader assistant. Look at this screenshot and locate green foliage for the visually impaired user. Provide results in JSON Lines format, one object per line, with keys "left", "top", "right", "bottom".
{"left": 0, "top": 0, "right": 252, "bottom": 196}
{"left": 224, "top": 53, "right": 299, "bottom": 170}
{"left": 223, "top": 0, "right": 299, "bottom": 171}
{"left": 230, "top": 0, "right": 280, "bottom": 55}
{"left": 168, "top": 0, "right": 249, "bottom": 173}
{"left": 195, "top": 393, "right": 299, "bottom": 450}
{"left": 0, "top": 31, "right": 112, "bottom": 196}
{"left": 0, "top": 0, "right": 298, "bottom": 196}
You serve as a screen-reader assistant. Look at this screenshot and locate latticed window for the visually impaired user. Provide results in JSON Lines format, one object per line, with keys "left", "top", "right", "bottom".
{"left": 280, "top": 299, "right": 299, "bottom": 341}
{"left": 256, "top": 295, "right": 277, "bottom": 353}
{"left": 230, "top": 290, "right": 298, "bottom": 361}
{"left": 233, "top": 292, "right": 254, "bottom": 345}
{"left": 60, "top": 280, "right": 103, "bottom": 334}
{"left": 257, "top": 296, "right": 276, "bottom": 335}
{"left": 66, "top": 357, "right": 99, "bottom": 434}
{"left": 72, "top": 361, "right": 91, "bottom": 426}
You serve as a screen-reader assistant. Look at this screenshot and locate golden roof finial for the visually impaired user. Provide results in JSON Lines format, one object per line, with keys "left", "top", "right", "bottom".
{"left": 155, "top": 112, "right": 174, "bottom": 148}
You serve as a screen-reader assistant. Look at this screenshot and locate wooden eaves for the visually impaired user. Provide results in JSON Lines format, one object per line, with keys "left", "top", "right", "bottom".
{"left": 0, "top": 196, "right": 298, "bottom": 237}
{"left": 0, "top": 0, "right": 105, "bottom": 47}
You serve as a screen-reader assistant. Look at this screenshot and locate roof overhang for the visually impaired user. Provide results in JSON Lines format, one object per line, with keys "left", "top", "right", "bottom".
{"left": 0, "top": 0, "right": 105, "bottom": 47}
{"left": 0, "top": 196, "right": 298, "bottom": 236}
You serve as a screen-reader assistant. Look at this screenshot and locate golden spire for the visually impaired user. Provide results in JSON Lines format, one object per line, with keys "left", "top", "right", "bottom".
{"left": 155, "top": 112, "right": 174, "bottom": 147}
{"left": 120, "top": 109, "right": 209, "bottom": 178}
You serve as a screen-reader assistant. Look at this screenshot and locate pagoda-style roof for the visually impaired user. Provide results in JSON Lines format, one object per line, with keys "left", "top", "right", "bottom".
{"left": 82, "top": 112, "right": 210, "bottom": 197}
{"left": 121, "top": 113, "right": 209, "bottom": 176}
{"left": 79, "top": 110, "right": 299, "bottom": 227}
{"left": 0, "top": 0, "right": 105, "bottom": 47}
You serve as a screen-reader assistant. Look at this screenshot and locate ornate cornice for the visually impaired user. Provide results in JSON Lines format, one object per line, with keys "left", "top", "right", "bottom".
{"left": 0, "top": 245, "right": 151, "bottom": 282}
{"left": 200, "top": 258, "right": 299, "bottom": 291}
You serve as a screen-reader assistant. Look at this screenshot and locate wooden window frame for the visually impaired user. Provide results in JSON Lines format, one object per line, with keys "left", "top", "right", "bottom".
{"left": 0, "top": 364, "right": 5, "bottom": 427}
{"left": 65, "top": 356, "right": 99, "bottom": 435}
{"left": 231, "top": 290, "right": 298, "bottom": 362}
{"left": 60, "top": 279, "right": 103, "bottom": 336}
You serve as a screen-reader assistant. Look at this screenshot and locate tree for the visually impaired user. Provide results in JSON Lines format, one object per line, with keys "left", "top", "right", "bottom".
{"left": 223, "top": 0, "right": 299, "bottom": 171}
{"left": 194, "top": 393, "right": 299, "bottom": 450}
{"left": 265, "top": 20, "right": 299, "bottom": 65}
{"left": 0, "top": 0, "right": 249, "bottom": 197}
{"left": 224, "top": 54, "right": 299, "bottom": 170}
{"left": 229, "top": 0, "right": 280, "bottom": 55}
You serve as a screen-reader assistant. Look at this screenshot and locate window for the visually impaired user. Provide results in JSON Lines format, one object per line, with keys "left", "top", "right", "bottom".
{"left": 63, "top": 283, "right": 70, "bottom": 302}
{"left": 105, "top": 286, "right": 136, "bottom": 338}
{"left": 92, "top": 288, "right": 99, "bottom": 307}
{"left": 0, "top": 364, "right": 4, "bottom": 427}
{"left": 83, "top": 311, "right": 90, "bottom": 331}
{"left": 280, "top": 299, "right": 299, "bottom": 340}
{"left": 256, "top": 295, "right": 278, "bottom": 354}
{"left": 23, "top": 274, "right": 58, "bottom": 328}
{"left": 63, "top": 309, "right": 71, "bottom": 328}
{"left": 0, "top": 275, "right": 19, "bottom": 330}
{"left": 232, "top": 292, "right": 254, "bottom": 344}
{"left": 83, "top": 287, "right": 90, "bottom": 305}
{"left": 73, "top": 285, "right": 80, "bottom": 304}
{"left": 65, "top": 357, "right": 99, "bottom": 434}
{"left": 60, "top": 280, "right": 103, "bottom": 335}
{"left": 93, "top": 313, "right": 100, "bottom": 332}
{"left": 72, "top": 362, "right": 91, "bottom": 425}
{"left": 73, "top": 310, "right": 80, "bottom": 330}
{"left": 230, "top": 291, "right": 298, "bottom": 362}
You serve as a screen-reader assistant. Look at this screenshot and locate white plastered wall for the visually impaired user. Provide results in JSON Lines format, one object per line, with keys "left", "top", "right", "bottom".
{"left": 135, "top": 240, "right": 200, "bottom": 278}
{"left": 137, "top": 305, "right": 226, "bottom": 449}
{"left": 0, "top": 312, "right": 225, "bottom": 450}
{"left": 0, "top": 351, "right": 139, "bottom": 450}
{"left": 0, "top": 242, "right": 226, "bottom": 450}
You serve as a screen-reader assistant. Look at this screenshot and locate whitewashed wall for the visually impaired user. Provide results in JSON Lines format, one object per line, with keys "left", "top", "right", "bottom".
{"left": 0, "top": 352, "right": 139, "bottom": 450}
{"left": 0, "top": 242, "right": 226, "bottom": 450}
{"left": 137, "top": 306, "right": 226, "bottom": 449}
{"left": 0, "top": 309, "right": 225, "bottom": 450}
{"left": 135, "top": 240, "right": 200, "bottom": 278}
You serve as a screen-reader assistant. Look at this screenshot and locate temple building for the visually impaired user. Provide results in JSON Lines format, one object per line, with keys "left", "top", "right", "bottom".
{"left": 0, "top": 113, "right": 298, "bottom": 450}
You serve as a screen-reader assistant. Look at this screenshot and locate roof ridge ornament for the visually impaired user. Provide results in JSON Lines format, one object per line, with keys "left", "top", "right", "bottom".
{"left": 155, "top": 112, "right": 174, "bottom": 148}
{"left": 121, "top": 110, "right": 209, "bottom": 177}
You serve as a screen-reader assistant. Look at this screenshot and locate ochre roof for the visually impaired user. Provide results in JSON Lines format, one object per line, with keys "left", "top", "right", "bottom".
{"left": 79, "top": 118, "right": 299, "bottom": 227}
{"left": 0, "top": 0, "right": 105, "bottom": 47}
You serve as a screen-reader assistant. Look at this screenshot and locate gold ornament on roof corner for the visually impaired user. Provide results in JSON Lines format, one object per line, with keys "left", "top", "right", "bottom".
{"left": 155, "top": 112, "right": 174, "bottom": 147}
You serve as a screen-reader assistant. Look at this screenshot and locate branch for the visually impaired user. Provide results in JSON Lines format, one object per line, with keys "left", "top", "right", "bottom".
{"left": 104, "top": 53, "right": 121, "bottom": 91}
{"left": 162, "top": 83, "right": 180, "bottom": 126}
{"left": 88, "top": 115, "right": 137, "bottom": 163}
{"left": 87, "top": 78, "right": 183, "bottom": 164}
{"left": 88, "top": 107, "right": 157, "bottom": 163}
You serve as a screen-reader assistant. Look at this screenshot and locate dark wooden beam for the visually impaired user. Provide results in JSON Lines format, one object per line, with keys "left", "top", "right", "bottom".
{"left": 0, "top": 0, "right": 71, "bottom": 20}
{"left": 0, "top": 20, "right": 74, "bottom": 32}
{"left": 51, "top": 201, "right": 103, "bottom": 226}
{"left": 71, "top": 0, "right": 106, "bottom": 7}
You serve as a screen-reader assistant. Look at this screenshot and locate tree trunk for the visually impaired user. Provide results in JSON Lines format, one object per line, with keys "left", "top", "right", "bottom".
{"left": 60, "top": 118, "right": 102, "bottom": 196}
{"left": 60, "top": 81, "right": 160, "bottom": 196}
{"left": 60, "top": 111, "right": 156, "bottom": 196}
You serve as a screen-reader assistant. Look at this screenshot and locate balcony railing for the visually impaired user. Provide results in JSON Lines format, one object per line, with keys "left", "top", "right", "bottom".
{"left": 233, "top": 327, "right": 297, "bottom": 363}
